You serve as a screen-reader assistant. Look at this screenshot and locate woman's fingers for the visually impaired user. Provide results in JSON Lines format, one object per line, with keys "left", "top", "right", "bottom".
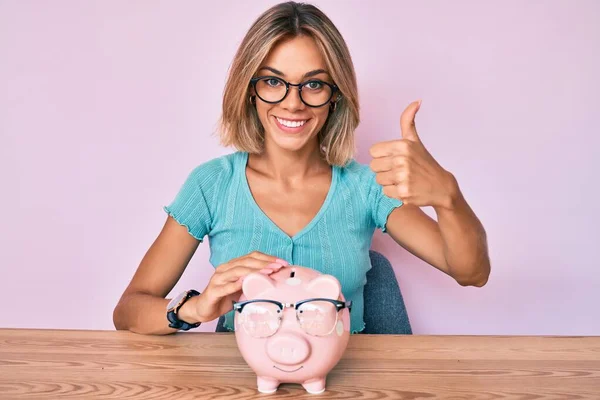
{"left": 216, "top": 252, "right": 287, "bottom": 273}
{"left": 212, "top": 280, "right": 245, "bottom": 300}
{"left": 214, "top": 265, "right": 278, "bottom": 286}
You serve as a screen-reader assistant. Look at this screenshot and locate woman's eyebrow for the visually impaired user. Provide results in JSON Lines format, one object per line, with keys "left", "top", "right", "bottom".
{"left": 259, "top": 66, "right": 330, "bottom": 79}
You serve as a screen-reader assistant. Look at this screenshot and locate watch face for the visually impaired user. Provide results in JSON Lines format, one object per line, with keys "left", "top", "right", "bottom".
{"left": 167, "top": 291, "right": 187, "bottom": 311}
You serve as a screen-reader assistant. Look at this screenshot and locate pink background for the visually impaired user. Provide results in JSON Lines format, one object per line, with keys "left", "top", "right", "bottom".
{"left": 1, "top": 0, "right": 598, "bottom": 335}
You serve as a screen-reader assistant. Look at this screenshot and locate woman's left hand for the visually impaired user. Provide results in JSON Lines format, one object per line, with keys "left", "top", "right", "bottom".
{"left": 369, "top": 100, "right": 459, "bottom": 210}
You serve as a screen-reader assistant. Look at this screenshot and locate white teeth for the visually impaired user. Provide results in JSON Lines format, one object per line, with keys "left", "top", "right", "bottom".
{"left": 276, "top": 117, "right": 307, "bottom": 128}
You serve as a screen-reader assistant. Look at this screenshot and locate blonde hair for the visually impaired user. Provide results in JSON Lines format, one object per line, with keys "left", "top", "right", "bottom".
{"left": 219, "top": 1, "right": 359, "bottom": 166}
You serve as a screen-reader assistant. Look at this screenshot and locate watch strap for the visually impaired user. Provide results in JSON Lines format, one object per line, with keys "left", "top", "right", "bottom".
{"left": 167, "top": 289, "right": 201, "bottom": 331}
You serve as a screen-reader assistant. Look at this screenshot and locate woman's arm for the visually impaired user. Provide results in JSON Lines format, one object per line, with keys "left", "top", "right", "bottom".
{"left": 113, "top": 215, "right": 287, "bottom": 335}
{"left": 384, "top": 180, "right": 490, "bottom": 287}
{"left": 370, "top": 100, "right": 490, "bottom": 287}
{"left": 113, "top": 216, "right": 201, "bottom": 335}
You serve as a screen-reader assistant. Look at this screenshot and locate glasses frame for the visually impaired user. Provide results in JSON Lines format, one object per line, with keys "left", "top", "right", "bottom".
{"left": 249, "top": 76, "right": 339, "bottom": 108}
{"left": 232, "top": 298, "right": 352, "bottom": 337}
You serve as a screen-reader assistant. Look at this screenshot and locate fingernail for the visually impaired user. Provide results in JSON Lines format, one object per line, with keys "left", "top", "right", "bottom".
{"left": 259, "top": 268, "right": 274, "bottom": 274}
{"left": 275, "top": 258, "right": 289, "bottom": 266}
{"left": 267, "top": 262, "right": 283, "bottom": 269}
{"left": 237, "top": 276, "right": 245, "bottom": 283}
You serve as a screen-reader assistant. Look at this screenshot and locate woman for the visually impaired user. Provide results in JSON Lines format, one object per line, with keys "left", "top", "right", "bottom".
{"left": 113, "top": 1, "right": 490, "bottom": 336}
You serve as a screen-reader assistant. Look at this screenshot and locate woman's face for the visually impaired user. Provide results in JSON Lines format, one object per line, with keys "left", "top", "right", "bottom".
{"left": 252, "top": 35, "right": 335, "bottom": 154}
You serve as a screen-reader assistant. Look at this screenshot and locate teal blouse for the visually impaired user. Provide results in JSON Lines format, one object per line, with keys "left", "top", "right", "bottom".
{"left": 164, "top": 151, "right": 403, "bottom": 333}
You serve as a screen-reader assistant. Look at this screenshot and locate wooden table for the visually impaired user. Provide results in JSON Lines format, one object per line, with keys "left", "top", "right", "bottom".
{"left": 0, "top": 329, "right": 598, "bottom": 399}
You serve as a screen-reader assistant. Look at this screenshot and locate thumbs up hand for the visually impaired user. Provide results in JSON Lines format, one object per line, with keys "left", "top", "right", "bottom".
{"left": 369, "top": 100, "right": 458, "bottom": 210}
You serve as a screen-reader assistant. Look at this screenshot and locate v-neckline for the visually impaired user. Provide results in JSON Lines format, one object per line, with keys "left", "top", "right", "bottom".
{"left": 239, "top": 151, "right": 338, "bottom": 241}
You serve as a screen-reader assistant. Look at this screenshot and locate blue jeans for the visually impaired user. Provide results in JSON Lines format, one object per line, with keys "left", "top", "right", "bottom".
{"left": 215, "top": 250, "right": 412, "bottom": 334}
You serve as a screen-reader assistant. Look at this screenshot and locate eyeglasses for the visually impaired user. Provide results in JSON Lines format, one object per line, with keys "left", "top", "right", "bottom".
{"left": 233, "top": 298, "right": 352, "bottom": 338}
{"left": 249, "top": 76, "right": 339, "bottom": 108}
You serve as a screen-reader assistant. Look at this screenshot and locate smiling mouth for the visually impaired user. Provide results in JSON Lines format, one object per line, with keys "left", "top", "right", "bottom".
{"left": 272, "top": 116, "right": 311, "bottom": 133}
{"left": 273, "top": 365, "right": 304, "bottom": 373}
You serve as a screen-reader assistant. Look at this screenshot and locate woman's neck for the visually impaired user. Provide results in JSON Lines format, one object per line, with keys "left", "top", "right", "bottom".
{"left": 248, "top": 140, "right": 329, "bottom": 182}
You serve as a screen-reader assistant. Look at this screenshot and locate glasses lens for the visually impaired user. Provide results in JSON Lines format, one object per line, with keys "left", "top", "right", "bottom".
{"left": 297, "top": 300, "right": 338, "bottom": 336}
{"left": 238, "top": 301, "right": 281, "bottom": 338}
{"left": 255, "top": 77, "right": 287, "bottom": 103}
{"left": 300, "top": 80, "right": 333, "bottom": 107}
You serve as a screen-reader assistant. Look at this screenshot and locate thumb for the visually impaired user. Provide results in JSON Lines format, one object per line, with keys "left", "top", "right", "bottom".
{"left": 400, "top": 99, "right": 422, "bottom": 142}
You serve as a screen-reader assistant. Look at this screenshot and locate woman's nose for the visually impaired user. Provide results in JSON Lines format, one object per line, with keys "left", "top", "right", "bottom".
{"left": 280, "top": 85, "right": 304, "bottom": 111}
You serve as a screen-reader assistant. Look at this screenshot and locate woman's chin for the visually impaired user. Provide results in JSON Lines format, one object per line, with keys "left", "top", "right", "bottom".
{"left": 267, "top": 132, "right": 314, "bottom": 153}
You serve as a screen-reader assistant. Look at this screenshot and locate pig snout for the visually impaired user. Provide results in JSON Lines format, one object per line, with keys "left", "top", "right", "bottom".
{"left": 266, "top": 333, "right": 311, "bottom": 365}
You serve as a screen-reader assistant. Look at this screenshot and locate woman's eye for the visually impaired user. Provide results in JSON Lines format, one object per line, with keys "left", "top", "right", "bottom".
{"left": 266, "top": 78, "right": 281, "bottom": 87}
{"left": 305, "top": 81, "right": 323, "bottom": 90}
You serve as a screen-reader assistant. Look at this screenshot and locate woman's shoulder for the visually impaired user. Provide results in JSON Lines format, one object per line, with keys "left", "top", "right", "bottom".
{"left": 336, "top": 158, "right": 383, "bottom": 203}
{"left": 337, "top": 158, "right": 376, "bottom": 181}
{"left": 186, "top": 151, "right": 244, "bottom": 185}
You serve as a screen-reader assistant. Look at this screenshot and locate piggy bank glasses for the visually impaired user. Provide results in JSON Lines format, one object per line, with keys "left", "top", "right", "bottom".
{"left": 233, "top": 298, "right": 352, "bottom": 338}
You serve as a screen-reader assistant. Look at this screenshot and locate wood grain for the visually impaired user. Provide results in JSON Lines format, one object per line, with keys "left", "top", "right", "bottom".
{"left": 0, "top": 329, "right": 598, "bottom": 399}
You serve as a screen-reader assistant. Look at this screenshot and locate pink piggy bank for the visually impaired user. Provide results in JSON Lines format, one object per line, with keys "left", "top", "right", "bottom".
{"left": 233, "top": 266, "right": 352, "bottom": 394}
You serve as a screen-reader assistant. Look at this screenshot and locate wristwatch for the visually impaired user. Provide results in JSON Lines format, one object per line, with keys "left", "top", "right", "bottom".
{"left": 166, "top": 289, "right": 201, "bottom": 331}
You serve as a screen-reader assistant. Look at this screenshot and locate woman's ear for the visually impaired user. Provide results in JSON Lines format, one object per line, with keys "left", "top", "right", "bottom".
{"left": 329, "top": 93, "right": 342, "bottom": 112}
{"left": 248, "top": 82, "right": 256, "bottom": 97}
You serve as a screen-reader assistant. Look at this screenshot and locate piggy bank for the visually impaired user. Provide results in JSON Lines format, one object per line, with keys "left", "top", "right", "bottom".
{"left": 233, "top": 266, "right": 352, "bottom": 394}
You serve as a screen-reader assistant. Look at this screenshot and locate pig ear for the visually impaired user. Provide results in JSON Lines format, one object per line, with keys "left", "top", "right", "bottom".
{"left": 242, "top": 273, "right": 276, "bottom": 299}
{"left": 306, "top": 275, "right": 341, "bottom": 299}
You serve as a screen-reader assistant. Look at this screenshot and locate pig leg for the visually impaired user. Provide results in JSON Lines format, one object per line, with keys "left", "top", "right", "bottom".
{"left": 257, "top": 376, "right": 280, "bottom": 393}
{"left": 302, "top": 377, "right": 326, "bottom": 394}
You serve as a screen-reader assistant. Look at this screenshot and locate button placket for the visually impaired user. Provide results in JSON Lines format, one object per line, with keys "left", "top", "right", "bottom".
{"left": 287, "top": 238, "right": 294, "bottom": 264}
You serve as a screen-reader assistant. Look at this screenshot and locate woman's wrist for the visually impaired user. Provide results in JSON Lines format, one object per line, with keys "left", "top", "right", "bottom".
{"left": 432, "top": 171, "right": 462, "bottom": 212}
{"left": 177, "top": 295, "right": 205, "bottom": 324}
